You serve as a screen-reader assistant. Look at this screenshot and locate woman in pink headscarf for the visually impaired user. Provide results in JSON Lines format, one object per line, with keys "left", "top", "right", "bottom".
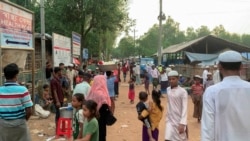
{"left": 86, "top": 75, "right": 111, "bottom": 141}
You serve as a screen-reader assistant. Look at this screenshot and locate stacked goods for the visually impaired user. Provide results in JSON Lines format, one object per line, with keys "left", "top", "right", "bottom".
{"left": 98, "top": 61, "right": 117, "bottom": 71}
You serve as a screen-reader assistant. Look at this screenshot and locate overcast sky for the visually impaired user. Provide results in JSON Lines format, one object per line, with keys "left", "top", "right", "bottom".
{"left": 128, "top": 0, "right": 250, "bottom": 37}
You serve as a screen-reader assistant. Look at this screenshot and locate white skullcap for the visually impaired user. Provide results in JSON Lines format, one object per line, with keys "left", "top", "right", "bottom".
{"left": 218, "top": 50, "right": 242, "bottom": 62}
{"left": 68, "top": 63, "right": 74, "bottom": 67}
{"left": 194, "top": 75, "right": 202, "bottom": 79}
{"left": 168, "top": 70, "right": 179, "bottom": 77}
{"left": 207, "top": 72, "right": 212, "bottom": 75}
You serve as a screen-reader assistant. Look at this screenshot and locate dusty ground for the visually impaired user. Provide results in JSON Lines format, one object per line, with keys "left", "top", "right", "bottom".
{"left": 28, "top": 79, "right": 200, "bottom": 141}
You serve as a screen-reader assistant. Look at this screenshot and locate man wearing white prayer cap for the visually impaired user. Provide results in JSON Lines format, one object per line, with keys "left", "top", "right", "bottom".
{"left": 213, "top": 64, "right": 221, "bottom": 84}
{"left": 201, "top": 50, "right": 250, "bottom": 141}
{"left": 202, "top": 66, "right": 210, "bottom": 86}
{"left": 165, "top": 70, "right": 188, "bottom": 141}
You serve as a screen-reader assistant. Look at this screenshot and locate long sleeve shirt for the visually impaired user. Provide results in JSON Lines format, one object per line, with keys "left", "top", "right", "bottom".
{"left": 202, "top": 76, "right": 250, "bottom": 141}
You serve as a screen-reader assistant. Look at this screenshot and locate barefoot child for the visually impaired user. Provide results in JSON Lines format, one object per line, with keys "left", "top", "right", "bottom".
{"left": 136, "top": 91, "right": 155, "bottom": 141}
{"left": 72, "top": 93, "right": 85, "bottom": 139}
{"left": 75, "top": 100, "right": 99, "bottom": 141}
{"left": 128, "top": 78, "right": 135, "bottom": 104}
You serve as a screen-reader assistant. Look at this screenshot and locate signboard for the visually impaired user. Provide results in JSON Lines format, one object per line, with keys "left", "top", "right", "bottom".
{"left": 52, "top": 33, "right": 71, "bottom": 66}
{"left": 72, "top": 32, "right": 81, "bottom": 56}
{"left": 82, "top": 48, "right": 88, "bottom": 59}
{"left": 2, "top": 50, "right": 28, "bottom": 69}
{"left": 0, "top": 1, "right": 33, "bottom": 49}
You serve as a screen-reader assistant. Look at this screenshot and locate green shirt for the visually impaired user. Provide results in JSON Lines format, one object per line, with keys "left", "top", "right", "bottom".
{"left": 82, "top": 118, "right": 99, "bottom": 141}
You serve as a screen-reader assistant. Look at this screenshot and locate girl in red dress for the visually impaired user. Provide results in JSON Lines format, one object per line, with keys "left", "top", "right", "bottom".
{"left": 128, "top": 78, "right": 135, "bottom": 104}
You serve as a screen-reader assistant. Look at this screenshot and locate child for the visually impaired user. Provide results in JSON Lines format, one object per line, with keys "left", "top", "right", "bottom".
{"left": 75, "top": 100, "right": 99, "bottom": 141}
{"left": 165, "top": 70, "right": 188, "bottom": 141}
{"left": 72, "top": 93, "right": 85, "bottom": 139}
{"left": 128, "top": 77, "right": 135, "bottom": 104}
{"left": 40, "top": 84, "right": 53, "bottom": 110}
{"left": 136, "top": 91, "right": 155, "bottom": 141}
{"left": 144, "top": 70, "right": 150, "bottom": 95}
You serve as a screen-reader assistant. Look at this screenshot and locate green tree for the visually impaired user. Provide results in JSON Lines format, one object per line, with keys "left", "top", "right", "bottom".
{"left": 185, "top": 27, "right": 197, "bottom": 41}
{"left": 10, "top": 0, "right": 129, "bottom": 59}
{"left": 212, "top": 25, "right": 230, "bottom": 39}
{"left": 137, "top": 25, "right": 159, "bottom": 57}
{"left": 196, "top": 26, "right": 211, "bottom": 37}
{"left": 116, "top": 36, "right": 135, "bottom": 58}
{"left": 241, "top": 34, "right": 250, "bottom": 47}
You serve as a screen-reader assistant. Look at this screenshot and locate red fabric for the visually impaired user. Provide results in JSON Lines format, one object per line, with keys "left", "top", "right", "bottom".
{"left": 75, "top": 76, "right": 83, "bottom": 84}
{"left": 128, "top": 90, "right": 135, "bottom": 101}
{"left": 122, "top": 66, "right": 127, "bottom": 73}
{"left": 191, "top": 83, "right": 204, "bottom": 95}
{"left": 73, "top": 58, "right": 80, "bottom": 65}
{"left": 113, "top": 69, "right": 119, "bottom": 82}
{"left": 50, "top": 77, "right": 64, "bottom": 103}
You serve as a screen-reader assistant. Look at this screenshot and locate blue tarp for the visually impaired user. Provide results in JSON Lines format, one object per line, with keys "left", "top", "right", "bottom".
{"left": 185, "top": 51, "right": 219, "bottom": 65}
{"left": 185, "top": 51, "right": 250, "bottom": 66}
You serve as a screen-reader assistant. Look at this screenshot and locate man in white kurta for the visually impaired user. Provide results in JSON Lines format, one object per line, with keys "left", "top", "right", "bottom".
{"left": 202, "top": 66, "right": 209, "bottom": 86}
{"left": 201, "top": 50, "right": 250, "bottom": 141}
{"left": 165, "top": 71, "right": 188, "bottom": 141}
{"left": 212, "top": 66, "right": 221, "bottom": 84}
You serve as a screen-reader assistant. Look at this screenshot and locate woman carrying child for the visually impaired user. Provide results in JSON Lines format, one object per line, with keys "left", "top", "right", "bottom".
{"left": 139, "top": 90, "right": 163, "bottom": 141}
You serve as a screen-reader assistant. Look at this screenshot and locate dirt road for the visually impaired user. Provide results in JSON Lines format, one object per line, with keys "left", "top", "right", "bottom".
{"left": 29, "top": 80, "right": 201, "bottom": 141}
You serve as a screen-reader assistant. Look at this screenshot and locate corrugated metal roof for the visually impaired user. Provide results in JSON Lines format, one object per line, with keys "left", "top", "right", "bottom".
{"left": 162, "top": 36, "right": 206, "bottom": 54}
{"left": 153, "top": 35, "right": 250, "bottom": 55}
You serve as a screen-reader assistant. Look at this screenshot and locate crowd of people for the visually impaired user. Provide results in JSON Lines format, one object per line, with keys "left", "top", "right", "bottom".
{"left": 1, "top": 50, "right": 250, "bottom": 141}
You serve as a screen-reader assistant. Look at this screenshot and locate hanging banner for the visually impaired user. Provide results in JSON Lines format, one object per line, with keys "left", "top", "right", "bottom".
{"left": 0, "top": 1, "right": 33, "bottom": 49}
{"left": 72, "top": 32, "right": 81, "bottom": 56}
{"left": 52, "top": 33, "right": 71, "bottom": 67}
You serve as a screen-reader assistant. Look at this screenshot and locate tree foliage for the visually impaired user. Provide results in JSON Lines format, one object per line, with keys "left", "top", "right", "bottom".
{"left": 9, "top": 0, "right": 129, "bottom": 60}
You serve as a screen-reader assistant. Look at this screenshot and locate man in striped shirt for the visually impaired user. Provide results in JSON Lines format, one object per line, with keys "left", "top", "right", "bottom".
{"left": 0, "top": 63, "right": 33, "bottom": 141}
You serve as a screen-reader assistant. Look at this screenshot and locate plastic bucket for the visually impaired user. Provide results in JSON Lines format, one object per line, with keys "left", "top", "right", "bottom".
{"left": 59, "top": 107, "right": 73, "bottom": 118}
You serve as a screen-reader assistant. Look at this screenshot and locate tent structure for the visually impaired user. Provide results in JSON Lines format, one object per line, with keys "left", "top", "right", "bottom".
{"left": 153, "top": 35, "right": 250, "bottom": 66}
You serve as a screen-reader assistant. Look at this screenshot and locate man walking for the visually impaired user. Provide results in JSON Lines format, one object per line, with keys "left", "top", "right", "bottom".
{"left": 165, "top": 70, "right": 188, "bottom": 141}
{"left": 202, "top": 50, "right": 250, "bottom": 141}
{"left": 151, "top": 65, "right": 160, "bottom": 89}
{"left": 0, "top": 63, "right": 33, "bottom": 141}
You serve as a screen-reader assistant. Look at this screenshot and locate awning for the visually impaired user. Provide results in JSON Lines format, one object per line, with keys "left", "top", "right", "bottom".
{"left": 185, "top": 51, "right": 219, "bottom": 65}
{"left": 73, "top": 58, "right": 80, "bottom": 65}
